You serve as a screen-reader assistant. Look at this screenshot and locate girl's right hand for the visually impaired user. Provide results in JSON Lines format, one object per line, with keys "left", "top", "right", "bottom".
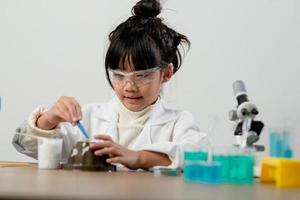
{"left": 37, "top": 96, "right": 82, "bottom": 130}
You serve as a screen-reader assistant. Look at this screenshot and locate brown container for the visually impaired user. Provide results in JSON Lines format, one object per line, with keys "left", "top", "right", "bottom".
{"left": 62, "top": 141, "right": 116, "bottom": 171}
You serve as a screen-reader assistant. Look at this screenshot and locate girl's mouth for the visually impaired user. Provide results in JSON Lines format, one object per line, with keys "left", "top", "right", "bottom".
{"left": 124, "top": 96, "right": 143, "bottom": 104}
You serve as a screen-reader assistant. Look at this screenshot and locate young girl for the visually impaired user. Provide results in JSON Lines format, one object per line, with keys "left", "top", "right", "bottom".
{"left": 13, "top": 0, "right": 205, "bottom": 169}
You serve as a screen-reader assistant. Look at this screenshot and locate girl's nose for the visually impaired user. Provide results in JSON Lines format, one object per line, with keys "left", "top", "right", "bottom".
{"left": 123, "top": 80, "right": 138, "bottom": 92}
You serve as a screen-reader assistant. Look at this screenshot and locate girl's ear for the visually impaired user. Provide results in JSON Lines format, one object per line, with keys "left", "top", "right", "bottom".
{"left": 162, "top": 63, "right": 174, "bottom": 83}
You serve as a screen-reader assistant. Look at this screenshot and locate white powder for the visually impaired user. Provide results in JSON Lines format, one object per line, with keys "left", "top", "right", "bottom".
{"left": 38, "top": 138, "right": 62, "bottom": 169}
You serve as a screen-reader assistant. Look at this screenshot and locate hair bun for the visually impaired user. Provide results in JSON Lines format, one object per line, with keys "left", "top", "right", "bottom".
{"left": 132, "top": 0, "right": 161, "bottom": 18}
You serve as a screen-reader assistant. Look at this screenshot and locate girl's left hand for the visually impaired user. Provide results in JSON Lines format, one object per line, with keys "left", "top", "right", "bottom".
{"left": 89, "top": 134, "right": 141, "bottom": 169}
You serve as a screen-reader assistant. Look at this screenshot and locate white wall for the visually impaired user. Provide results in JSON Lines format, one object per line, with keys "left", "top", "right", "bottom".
{"left": 0, "top": 0, "right": 299, "bottom": 162}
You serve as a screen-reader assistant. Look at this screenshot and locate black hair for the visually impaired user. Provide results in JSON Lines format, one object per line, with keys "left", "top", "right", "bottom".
{"left": 105, "top": 0, "right": 190, "bottom": 87}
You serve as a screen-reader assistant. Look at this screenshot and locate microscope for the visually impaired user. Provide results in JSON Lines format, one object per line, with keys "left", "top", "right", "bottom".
{"left": 229, "top": 80, "right": 265, "bottom": 151}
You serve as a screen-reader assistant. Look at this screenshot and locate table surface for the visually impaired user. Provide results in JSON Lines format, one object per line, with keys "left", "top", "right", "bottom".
{"left": 0, "top": 164, "right": 299, "bottom": 200}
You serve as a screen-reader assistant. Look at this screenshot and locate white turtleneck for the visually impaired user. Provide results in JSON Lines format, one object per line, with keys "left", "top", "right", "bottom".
{"left": 116, "top": 98, "right": 156, "bottom": 148}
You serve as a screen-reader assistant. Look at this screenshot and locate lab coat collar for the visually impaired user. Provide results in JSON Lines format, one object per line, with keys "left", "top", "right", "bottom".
{"left": 94, "top": 97, "right": 119, "bottom": 123}
{"left": 149, "top": 96, "right": 177, "bottom": 125}
{"left": 94, "top": 96, "right": 177, "bottom": 126}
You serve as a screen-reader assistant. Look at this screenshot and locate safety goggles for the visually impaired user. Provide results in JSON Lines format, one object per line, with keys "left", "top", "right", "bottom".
{"left": 108, "top": 67, "right": 161, "bottom": 87}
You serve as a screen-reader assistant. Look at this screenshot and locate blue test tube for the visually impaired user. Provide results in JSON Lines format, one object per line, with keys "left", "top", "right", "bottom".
{"left": 282, "top": 131, "right": 293, "bottom": 158}
{"left": 270, "top": 131, "right": 282, "bottom": 157}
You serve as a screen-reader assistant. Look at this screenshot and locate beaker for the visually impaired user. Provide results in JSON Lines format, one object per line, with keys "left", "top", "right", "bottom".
{"left": 38, "top": 137, "right": 63, "bottom": 169}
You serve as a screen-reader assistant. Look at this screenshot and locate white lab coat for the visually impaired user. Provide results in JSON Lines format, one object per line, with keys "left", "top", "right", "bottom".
{"left": 12, "top": 96, "right": 206, "bottom": 168}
